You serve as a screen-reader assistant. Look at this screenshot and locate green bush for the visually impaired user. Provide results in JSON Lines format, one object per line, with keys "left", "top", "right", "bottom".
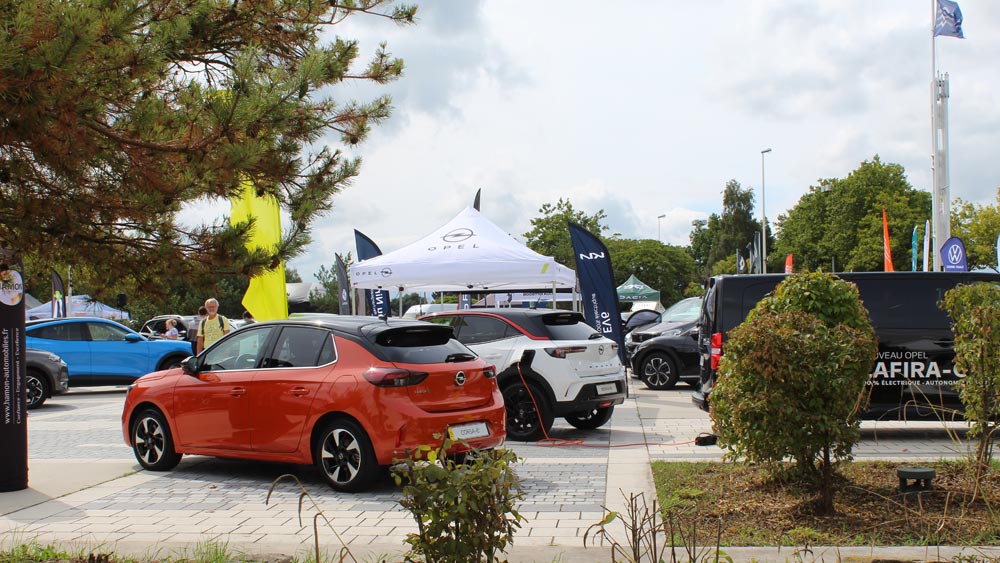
{"left": 710, "top": 272, "right": 877, "bottom": 513}
{"left": 942, "top": 282, "right": 1000, "bottom": 477}
{"left": 392, "top": 438, "right": 524, "bottom": 563}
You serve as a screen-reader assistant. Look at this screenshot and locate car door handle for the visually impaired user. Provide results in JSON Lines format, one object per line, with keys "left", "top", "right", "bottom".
{"left": 290, "top": 387, "right": 309, "bottom": 397}
{"left": 230, "top": 386, "right": 246, "bottom": 397}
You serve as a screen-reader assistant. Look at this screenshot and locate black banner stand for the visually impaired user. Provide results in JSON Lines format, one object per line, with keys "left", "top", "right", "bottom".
{"left": 0, "top": 249, "right": 27, "bottom": 492}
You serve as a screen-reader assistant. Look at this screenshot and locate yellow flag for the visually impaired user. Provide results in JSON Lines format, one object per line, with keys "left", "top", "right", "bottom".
{"left": 230, "top": 179, "right": 288, "bottom": 320}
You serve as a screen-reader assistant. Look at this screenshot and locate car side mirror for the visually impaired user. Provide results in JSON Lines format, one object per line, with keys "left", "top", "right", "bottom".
{"left": 180, "top": 356, "right": 200, "bottom": 376}
{"left": 125, "top": 333, "right": 143, "bottom": 342}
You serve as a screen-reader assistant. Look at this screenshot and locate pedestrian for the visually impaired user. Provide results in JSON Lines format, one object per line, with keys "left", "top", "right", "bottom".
{"left": 195, "top": 298, "right": 232, "bottom": 354}
{"left": 163, "top": 318, "right": 180, "bottom": 340}
{"left": 242, "top": 310, "right": 255, "bottom": 324}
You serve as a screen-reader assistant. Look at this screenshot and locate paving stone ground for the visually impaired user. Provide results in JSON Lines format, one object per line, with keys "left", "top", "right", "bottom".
{"left": 1, "top": 380, "right": 993, "bottom": 562}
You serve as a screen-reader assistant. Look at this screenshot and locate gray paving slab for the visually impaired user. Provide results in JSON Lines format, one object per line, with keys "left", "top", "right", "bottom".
{"left": 1, "top": 382, "right": 990, "bottom": 562}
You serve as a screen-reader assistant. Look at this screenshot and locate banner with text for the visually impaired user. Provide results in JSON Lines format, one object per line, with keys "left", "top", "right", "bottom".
{"left": 568, "top": 222, "right": 625, "bottom": 364}
{"left": 354, "top": 230, "right": 391, "bottom": 317}
{"left": 0, "top": 250, "right": 27, "bottom": 491}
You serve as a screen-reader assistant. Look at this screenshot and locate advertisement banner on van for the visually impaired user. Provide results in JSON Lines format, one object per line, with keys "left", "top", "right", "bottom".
{"left": 940, "top": 236, "right": 968, "bottom": 272}
{"left": 568, "top": 222, "right": 625, "bottom": 363}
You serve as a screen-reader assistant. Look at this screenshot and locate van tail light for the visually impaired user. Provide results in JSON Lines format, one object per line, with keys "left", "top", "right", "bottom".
{"left": 710, "top": 332, "right": 723, "bottom": 370}
{"left": 363, "top": 367, "right": 428, "bottom": 388}
{"left": 484, "top": 365, "right": 497, "bottom": 379}
{"left": 545, "top": 346, "right": 587, "bottom": 358}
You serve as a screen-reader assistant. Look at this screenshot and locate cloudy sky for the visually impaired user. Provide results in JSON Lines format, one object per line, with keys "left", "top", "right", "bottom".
{"left": 194, "top": 1, "right": 1000, "bottom": 281}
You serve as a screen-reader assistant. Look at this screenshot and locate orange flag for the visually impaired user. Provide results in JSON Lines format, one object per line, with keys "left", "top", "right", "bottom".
{"left": 784, "top": 254, "right": 793, "bottom": 274}
{"left": 882, "top": 209, "right": 894, "bottom": 272}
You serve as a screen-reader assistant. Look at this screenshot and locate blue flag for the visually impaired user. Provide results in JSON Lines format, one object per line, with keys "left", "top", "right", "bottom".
{"left": 354, "top": 230, "right": 391, "bottom": 317}
{"left": 568, "top": 222, "right": 625, "bottom": 364}
{"left": 935, "top": 0, "right": 964, "bottom": 38}
{"left": 940, "top": 236, "right": 968, "bottom": 272}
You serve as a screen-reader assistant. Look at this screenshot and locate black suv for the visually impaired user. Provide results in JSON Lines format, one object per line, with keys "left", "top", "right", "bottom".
{"left": 693, "top": 272, "right": 1000, "bottom": 420}
{"left": 627, "top": 297, "right": 702, "bottom": 390}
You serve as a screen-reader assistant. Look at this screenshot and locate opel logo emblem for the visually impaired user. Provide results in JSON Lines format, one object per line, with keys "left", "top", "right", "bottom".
{"left": 598, "top": 345, "right": 605, "bottom": 355}
{"left": 442, "top": 228, "right": 474, "bottom": 243}
{"left": 948, "top": 244, "right": 963, "bottom": 265}
{"left": 454, "top": 371, "right": 467, "bottom": 386}
{"left": 380, "top": 267, "right": 392, "bottom": 277}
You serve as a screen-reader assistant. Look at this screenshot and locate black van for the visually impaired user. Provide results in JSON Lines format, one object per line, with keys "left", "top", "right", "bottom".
{"left": 692, "top": 272, "right": 1000, "bottom": 420}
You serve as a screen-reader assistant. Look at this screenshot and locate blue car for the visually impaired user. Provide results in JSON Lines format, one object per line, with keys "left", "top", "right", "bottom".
{"left": 26, "top": 317, "right": 194, "bottom": 387}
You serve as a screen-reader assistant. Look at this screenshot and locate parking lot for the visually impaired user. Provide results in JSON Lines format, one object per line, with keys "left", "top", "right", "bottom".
{"left": 0, "top": 380, "right": 982, "bottom": 562}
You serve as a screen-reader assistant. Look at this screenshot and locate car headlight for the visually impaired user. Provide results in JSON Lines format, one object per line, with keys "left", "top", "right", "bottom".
{"left": 43, "top": 351, "right": 63, "bottom": 363}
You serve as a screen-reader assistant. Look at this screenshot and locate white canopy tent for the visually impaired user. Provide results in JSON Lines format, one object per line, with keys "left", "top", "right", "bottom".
{"left": 349, "top": 207, "right": 576, "bottom": 293}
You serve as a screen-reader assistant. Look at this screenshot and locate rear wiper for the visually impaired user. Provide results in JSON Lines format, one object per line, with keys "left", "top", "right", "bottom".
{"left": 445, "top": 353, "right": 477, "bottom": 362}
{"left": 588, "top": 333, "right": 604, "bottom": 340}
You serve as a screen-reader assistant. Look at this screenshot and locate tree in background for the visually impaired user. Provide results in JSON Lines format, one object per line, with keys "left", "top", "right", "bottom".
{"left": 774, "top": 156, "right": 930, "bottom": 272}
{"left": 688, "top": 180, "right": 764, "bottom": 277}
{"left": 523, "top": 198, "right": 609, "bottom": 270}
{"left": 951, "top": 189, "right": 1000, "bottom": 272}
{"left": 605, "top": 239, "right": 696, "bottom": 306}
{"left": 1, "top": 0, "right": 416, "bottom": 292}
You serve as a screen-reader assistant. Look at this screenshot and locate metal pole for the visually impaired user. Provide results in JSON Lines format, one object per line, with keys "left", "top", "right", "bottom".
{"left": 657, "top": 214, "right": 665, "bottom": 242}
{"left": 760, "top": 148, "right": 772, "bottom": 272}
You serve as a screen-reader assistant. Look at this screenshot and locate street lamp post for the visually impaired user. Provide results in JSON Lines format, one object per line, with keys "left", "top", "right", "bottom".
{"left": 657, "top": 214, "right": 666, "bottom": 242}
{"left": 760, "top": 148, "right": 772, "bottom": 272}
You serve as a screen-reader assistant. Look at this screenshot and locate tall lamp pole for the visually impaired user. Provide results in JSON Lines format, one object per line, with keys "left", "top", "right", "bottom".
{"left": 760, "top": 148, "right": 772, "bottom": 272}
{"left": 657, "top": 214, "right": 666, "bottom": 242}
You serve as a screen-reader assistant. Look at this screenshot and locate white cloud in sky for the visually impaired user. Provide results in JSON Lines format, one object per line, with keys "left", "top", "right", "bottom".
{"left": 182, "top": 1, "right": 1000, "bottom": 282}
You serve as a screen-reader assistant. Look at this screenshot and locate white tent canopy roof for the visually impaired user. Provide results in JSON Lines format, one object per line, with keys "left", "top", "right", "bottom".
{"left": 350, "top": 207, "right": 576, "bottom": 292}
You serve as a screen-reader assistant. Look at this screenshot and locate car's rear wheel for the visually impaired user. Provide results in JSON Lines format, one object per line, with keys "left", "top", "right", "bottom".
{"left": 640, "top": 352, "right": 679, "bottom": 390}
{"left": 565, "top": 406, "right": 614, "bottom": 430}
{"left": 502, "top": 380, "right": 553, "bottom": 442}
{"left": 25, "top": 370, "right": 49, "bottom": 409}
{"left": 131, "top": 408, "right": 182, "bottom": 471}
{"left": 314, "top": 419, "right": 378, "bottom": 492}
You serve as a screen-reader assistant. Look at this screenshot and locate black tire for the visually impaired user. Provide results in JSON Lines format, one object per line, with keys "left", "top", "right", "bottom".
{"left": 565, "top": 406, "right": 615, "bottom": 430}
{"left": 501, "top": 380, "right": 554, "bottom": 442}
{"left": 640, "top": 352, "right": 679, "bottom": 390}
{"left": 25, "top": 370, "right": 49, "bottom": 409}
{"left": 314, "top": 419, "right": 379, "bottom": 493}
{"left": 131, "top": 408, "right": 182, "bottom": 471}
{"left": 157, "top": 354, "right": 186, "bottom": 371}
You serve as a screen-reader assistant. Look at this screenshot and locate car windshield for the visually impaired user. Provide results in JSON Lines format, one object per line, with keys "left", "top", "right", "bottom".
{"left": 660, "top": 298, "right": 702, "bottom": 323}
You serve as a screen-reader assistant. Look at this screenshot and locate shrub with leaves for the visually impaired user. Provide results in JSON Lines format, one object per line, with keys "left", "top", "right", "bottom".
{"left": 392, "top": 438, "right": 524, "bottom": 563}
{"left": 942, "top": 282, "right": 1000, "bottom": 478}
{"left": 710, "top": 272, "right": 877, "bottom": 513}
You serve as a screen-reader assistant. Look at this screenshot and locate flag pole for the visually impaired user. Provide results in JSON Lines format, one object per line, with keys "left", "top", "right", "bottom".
{"left": 930, "top": 0, "right": 939, "bottom": 271}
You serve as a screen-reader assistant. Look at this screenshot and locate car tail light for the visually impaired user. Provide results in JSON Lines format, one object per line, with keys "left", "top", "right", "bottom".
{"left": 363, "top": 367, "right": 428, "bottom": 388}
{"left": 484, "top": 365, "right": 497, "bottom": 379}
{"left": 710, "top": 332, "right": 723, "bottom": 370}
{"left": 544, "top": 346, "right": 587, "bottom": 358}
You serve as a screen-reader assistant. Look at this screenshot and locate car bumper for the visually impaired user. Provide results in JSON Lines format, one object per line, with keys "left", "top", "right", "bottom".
{"left": 554, "top": 377, "right": 627, "bottom": 416}
{"left": 53, "top": 364, "right": 70, "bottom": 395}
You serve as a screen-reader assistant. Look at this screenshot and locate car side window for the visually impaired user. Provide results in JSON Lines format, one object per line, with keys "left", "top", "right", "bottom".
{"left": 266, "top": 326, "right": 333, "bottom": 368}
{"left": 28, "top": 323, "right": 84, "bottom": 341}
{"left": 453, "top": 316, "right": 511, "bottom": 345}
{"left": 87, "top": 323, "right": 130, "bottom": 341}
{"left": 202, "top": 326, "right": 275, "bottom": 371}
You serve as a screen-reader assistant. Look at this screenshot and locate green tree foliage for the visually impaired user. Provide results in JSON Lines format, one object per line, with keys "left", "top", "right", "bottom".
{"left": 605, "top": 238, "right": 696, "bottom": 306}
{"left": 523, "top": 198, "right": 608, "bottom": 270}
{"left": 1, "top": 0, "right": 415, "bottom": 291}
{"left": 942, "top": 283, "right": 1000, "bottom": 482}
{"left": 774, "top": 156, "right": 931, "bottom": 272}
{"left": 951, "top": 189, "right": 1000, "bottom": 272}
{"left": 710, "top": 272, "right": 877, "bottom": 514}
{"left": 687, "top": 180, "right": 765, "bottom": 276}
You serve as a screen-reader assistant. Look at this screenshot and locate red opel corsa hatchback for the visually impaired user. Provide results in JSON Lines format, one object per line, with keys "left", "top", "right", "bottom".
{"left": 122, "top": 316, "right": 506, "bottom": 492}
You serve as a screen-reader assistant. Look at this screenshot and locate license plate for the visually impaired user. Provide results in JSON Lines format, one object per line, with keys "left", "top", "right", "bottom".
{"left": 449, "top": 422, "right": 489, "bottom": 440}
{"left": 596, "top": 383, "right": 617, "bottom": 395}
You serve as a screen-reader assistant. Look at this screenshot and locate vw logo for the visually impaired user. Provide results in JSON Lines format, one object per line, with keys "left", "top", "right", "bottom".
{"left": 454, "top": 371, "right": 467, "bottom": 386}
{"left": 442, "top": 228, "right": 474, "bottom": 243}
{"left": 380, "top": 267, "right": 392, "bottom": 277}
{"left": 947, "top": 244, "right": 963, "bottom": 265}
{"left": 598, "top": 345, "right": 605, "bottom": 356}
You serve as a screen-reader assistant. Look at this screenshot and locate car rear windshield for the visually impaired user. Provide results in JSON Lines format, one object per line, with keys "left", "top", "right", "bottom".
{"left": 369, "top": 325, "right": 476, "bottom": 364}
{"left": 539, "top": 313, "right": 601, "bottom": 341}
